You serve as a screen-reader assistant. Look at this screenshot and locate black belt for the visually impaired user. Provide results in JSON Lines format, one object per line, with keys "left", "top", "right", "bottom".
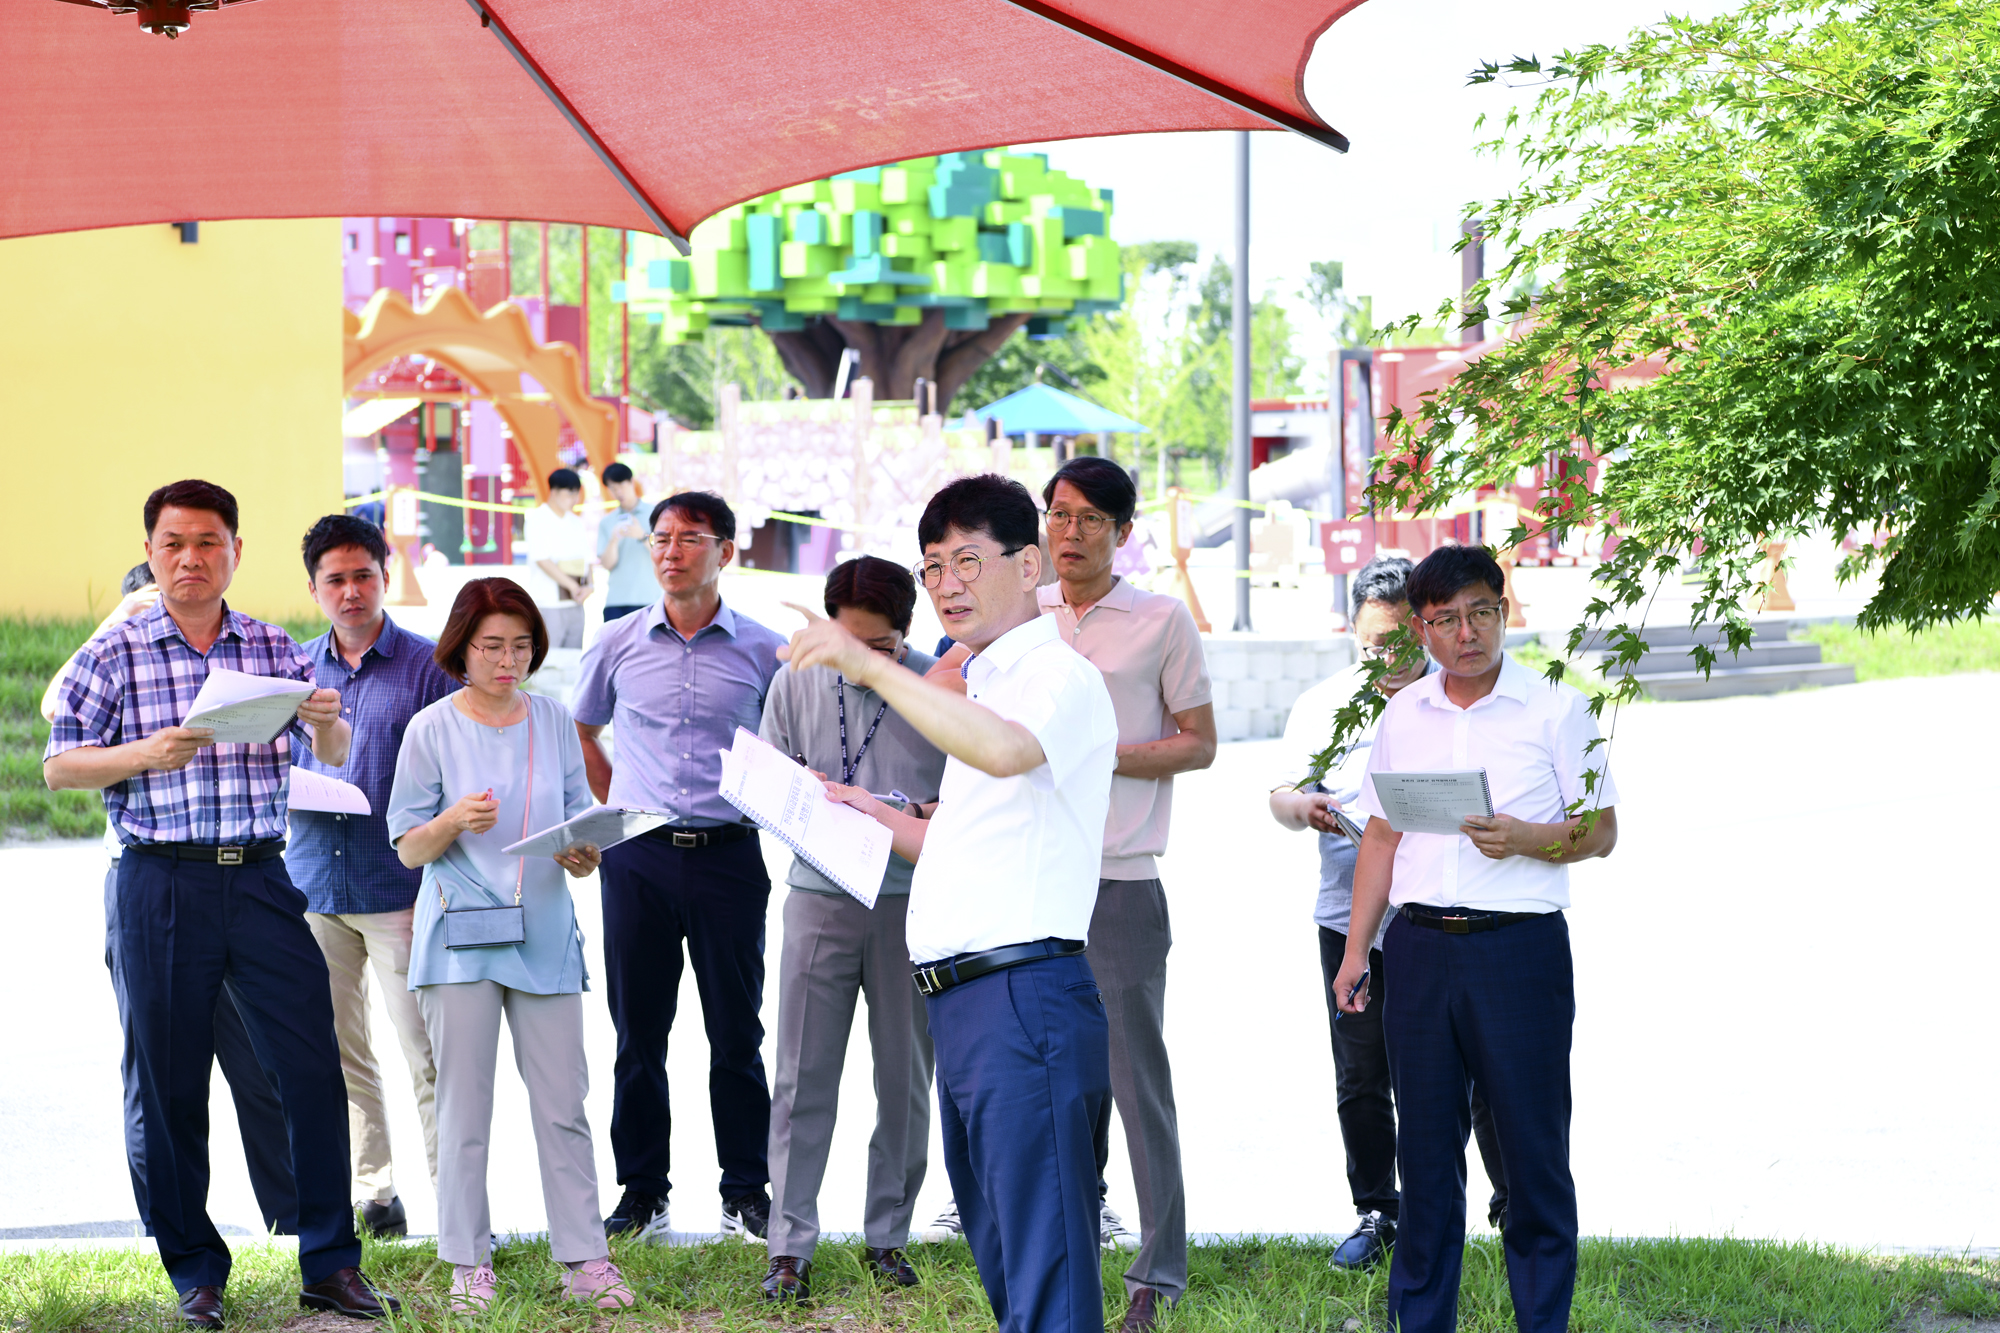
{"left": 913, "top": 937, "right": 1085, "bottom": 998}
{"left": 643, "top": 823, "right": 754, "bottom": 849}
{"left": 127, "top": 840, "right": 286, "bottom": 866}
{"left": 1401, "top": 904, "right": 1548, "bottom": 934}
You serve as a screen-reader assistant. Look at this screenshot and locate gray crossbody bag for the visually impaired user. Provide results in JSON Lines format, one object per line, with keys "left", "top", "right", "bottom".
{"left": 442, "top": 707, "right": 532, "bottom": 949}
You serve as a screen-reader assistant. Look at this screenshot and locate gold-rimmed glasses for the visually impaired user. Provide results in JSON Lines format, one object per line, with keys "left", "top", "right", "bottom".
{"left": 470, "top": 638, "right": 534, "bottom": 663}
{"left": 1415, "top": 602, "right": 1506, "bottom": 635}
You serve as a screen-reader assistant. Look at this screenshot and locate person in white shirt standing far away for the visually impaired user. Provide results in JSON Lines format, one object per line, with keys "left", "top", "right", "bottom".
{"left": 520, "top": 468, "right": 593, "bottom": 650}
{"left": 1332, "top": 544, "right": 1619, "bottom": 1333}
{"left": 779, "top": 474, "right": 1119, "bottom": 1333}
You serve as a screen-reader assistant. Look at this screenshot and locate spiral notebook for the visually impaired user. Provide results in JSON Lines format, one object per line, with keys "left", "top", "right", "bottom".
{"left": 718, "top": 728, "right": 892, "bottom": 909}
{"left": 1368, "top": 769, "right": 1495, "bottom": 835}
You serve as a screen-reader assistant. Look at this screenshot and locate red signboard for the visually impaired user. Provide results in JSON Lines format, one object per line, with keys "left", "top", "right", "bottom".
{"left": 1321, "top": 517, "right": 1376, "bottom": 575}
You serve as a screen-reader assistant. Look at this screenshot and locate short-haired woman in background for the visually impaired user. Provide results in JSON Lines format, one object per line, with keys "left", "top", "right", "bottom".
{"left": 386, "top": 578, "right": 632, "bottom": 1311}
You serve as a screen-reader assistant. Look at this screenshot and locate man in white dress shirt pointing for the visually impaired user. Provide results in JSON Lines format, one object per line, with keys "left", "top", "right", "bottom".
{"left": 780, "top": 474, "right": 1119, "bottom": 1333}
{"left": 1332, "top": 544, "right": 1618, "bottom": 1333}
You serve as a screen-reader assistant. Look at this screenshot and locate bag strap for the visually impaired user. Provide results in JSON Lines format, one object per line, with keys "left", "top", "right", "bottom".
{"left": 514, "top": 705, "right": 533, "bottom": 906}
{"left": 434, "top": 694, "right": 534, "bottom": 912}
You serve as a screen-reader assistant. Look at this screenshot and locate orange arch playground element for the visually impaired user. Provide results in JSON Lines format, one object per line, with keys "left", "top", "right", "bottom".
{"left": 342, "top": 286, "right": 619, "bottom": 502}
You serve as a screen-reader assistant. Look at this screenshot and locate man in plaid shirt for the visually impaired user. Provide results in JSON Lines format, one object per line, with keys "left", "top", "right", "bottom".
{"left": 43, "top": 479, "right": 397, "bottom": 1329}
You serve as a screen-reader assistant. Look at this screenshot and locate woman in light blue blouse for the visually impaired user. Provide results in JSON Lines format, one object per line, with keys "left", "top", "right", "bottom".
{"left": 386, "top": 578, "right": 632, "bottom": 1312}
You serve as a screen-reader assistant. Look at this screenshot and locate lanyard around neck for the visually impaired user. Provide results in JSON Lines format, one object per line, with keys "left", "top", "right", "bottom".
{"left": 833, "top": 676, "right": 890, "bottom": 787}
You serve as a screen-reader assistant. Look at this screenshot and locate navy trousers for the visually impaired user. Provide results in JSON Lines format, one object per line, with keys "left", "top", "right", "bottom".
{"left": 928, "top": 953, "right": 1110, "bottom": 1333}
{"left": 1382, "top": 910, "right": 1577, "bottom": 1333}
{"left": 112, "top": 852, "right": 359, "bottom": 1293}
{"left": 601, "top": 834, "right": 771, "bottom": 1201}
{"left": 105, "top": 867, "right": 298, "bottom": 1236}
{"left": 1316, "top": 925, "right": 1510, "bottom": 1227}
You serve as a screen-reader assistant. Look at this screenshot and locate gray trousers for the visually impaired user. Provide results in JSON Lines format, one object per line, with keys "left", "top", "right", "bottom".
{"left": 766, "top": 890, "right": 934, "bottom": 1258}
{"left": 418, "top": 981, "right": 608, "bottom": 1266}
{"left": 1089, "top": 877, "right": 1188, "bottom": 1302}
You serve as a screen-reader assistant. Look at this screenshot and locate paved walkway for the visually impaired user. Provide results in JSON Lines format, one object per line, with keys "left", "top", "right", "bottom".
{"left": 3, "top": 674, "right": 1994, "bottom": 1250}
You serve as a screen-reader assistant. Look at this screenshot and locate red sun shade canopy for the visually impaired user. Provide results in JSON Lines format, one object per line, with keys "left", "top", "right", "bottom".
{"left": 5, "top": 0, "right": 1364, "bottom": 246}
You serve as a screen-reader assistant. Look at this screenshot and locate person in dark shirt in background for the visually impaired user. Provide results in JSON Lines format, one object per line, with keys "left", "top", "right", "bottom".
{"left": 290, "top": 514, "right": 457, "bottom": 1238}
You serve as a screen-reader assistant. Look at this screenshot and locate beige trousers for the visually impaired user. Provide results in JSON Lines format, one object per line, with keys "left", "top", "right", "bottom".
{"left": 418, "top": 981, "right": 608, "bottom": 1266}
{"left": 307, "top": 909, "right": 439, "bottom": 1203}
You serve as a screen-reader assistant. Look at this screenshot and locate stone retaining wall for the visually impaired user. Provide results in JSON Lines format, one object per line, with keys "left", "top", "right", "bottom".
{"left": 1202, "top": 634, "right": 1356, "bottom": 742}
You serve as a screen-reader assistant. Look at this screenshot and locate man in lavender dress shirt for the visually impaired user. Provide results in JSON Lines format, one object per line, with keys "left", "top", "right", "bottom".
{"left": 290, "top": 514, "right": 456, "bottom": 1239}
{"left": 572, "top": 490, "right": 786, "bottom": 1244}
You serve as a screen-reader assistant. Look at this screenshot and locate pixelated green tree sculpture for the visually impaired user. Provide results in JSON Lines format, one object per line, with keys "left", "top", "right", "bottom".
{"left": 617, "top": 151, "right": 1122, "bottom": 412}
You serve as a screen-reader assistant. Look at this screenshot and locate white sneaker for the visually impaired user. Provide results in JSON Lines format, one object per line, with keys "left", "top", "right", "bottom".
{"left": 1100, "top": 1202, "right": 1140, "bottom": 1250}
{"left": 918, "top": 1200, "right": 963, "bottom": 1243}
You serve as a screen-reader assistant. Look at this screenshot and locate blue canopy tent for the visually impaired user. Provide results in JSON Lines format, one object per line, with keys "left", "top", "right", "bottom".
{"left": 971, "top": 383, "right": 1148, "bottom": 438}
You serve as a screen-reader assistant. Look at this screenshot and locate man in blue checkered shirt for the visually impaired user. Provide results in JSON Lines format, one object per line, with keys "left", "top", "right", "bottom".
{"left": 43, "top": 479, "right": 398, "bottom": 1329}
{"left": 290, "top": 513, "right": 456, "bottom": 1243}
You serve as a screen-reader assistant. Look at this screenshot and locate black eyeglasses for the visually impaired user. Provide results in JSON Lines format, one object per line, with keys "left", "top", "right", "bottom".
{"left": 914, "top": 546, "right": 1024, "bottom": 589}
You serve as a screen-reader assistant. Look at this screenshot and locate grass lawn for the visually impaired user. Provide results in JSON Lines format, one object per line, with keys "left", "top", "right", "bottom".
{"left": 1798, "top": 619, "right": 2000, "bottom": 681}
{"left": 2, "top": 617, "right": 111, "bottom": 841}
{"left": 0, "top": 615, "right": 327, "bottom": 843}
{"left": 1, "top": 1236, "right": 1994, "bottom": 1333}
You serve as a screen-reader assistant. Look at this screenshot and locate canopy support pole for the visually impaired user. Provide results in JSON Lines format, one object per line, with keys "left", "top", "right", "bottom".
{"left": 468, "top": 2, "right": 692, "bottom": 254}
{"left": 1231, "top": 131, "right": 1253, "bottom": 632}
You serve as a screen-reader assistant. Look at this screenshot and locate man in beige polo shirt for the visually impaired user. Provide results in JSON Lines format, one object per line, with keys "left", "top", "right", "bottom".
{"left": 1039, "top": 456, "right": 1214, "bottom": 1332}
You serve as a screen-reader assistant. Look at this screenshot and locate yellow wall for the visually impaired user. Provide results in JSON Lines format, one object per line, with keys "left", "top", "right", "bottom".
{"left": 0, "top": 219, "right": 342, "bottom": 622}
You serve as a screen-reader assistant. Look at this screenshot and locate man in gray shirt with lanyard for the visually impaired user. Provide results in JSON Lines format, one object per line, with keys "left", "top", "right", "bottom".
{"left": 755, "top": 557, "right": 947, "bottom": 1303}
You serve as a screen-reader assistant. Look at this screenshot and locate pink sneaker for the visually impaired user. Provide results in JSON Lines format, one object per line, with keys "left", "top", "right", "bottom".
{"left": 450, "top": 1263, "right": 497, "bottom": 1312}
{"left": 562, "top": 1257, "right": 635, "bottom": 1309}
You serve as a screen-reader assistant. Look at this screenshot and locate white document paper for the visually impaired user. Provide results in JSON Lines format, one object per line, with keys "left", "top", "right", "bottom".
{"left": 289, "top": 768, "right": 371, "bottom": 815}
{"left": 182, "top": 669, "right": 314, "bottom": 745}
{"left": 503, "top": 805, "right": 677, "bottom": 860}
{"left": 718, "top": 727, "right": 892, "bottom": 909}
{"left": 1368, "top": 769, "right": 1496, "bottom": 836}
{"left": 1325, "top": 799, "right": 1369, "bottom": 845}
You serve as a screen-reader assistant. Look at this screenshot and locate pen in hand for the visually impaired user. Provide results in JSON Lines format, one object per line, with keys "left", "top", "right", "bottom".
{"left": 1334, "top": 968, "right": 1371, "bottom": 1022}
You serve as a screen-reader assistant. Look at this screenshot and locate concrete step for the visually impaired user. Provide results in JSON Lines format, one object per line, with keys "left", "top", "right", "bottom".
{"left": 1629, "top": 660, "right": 1856, "bottom": 701}
{"left": 1574, "top": 619, "right": 1795, "bottom": 651}
{"left": 1622, "top": 641, "right": 1827, "bottom": 675}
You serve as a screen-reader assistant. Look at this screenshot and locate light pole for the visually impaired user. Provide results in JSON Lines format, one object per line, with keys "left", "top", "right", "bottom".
{"left": 1231, "top": 131, "right": 1253, "bottom": 632}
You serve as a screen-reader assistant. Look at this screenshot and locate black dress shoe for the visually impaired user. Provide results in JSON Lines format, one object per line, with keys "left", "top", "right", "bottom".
{"left": 863, "top": 1245, "right": 919, "bottom": 1287}
{"left": 178, "top": 1285, "right": 224, "bottom": 1330}
{"left": 299, "top": 1267, "right": 400, "bottom": 1319}
{"left": 1331, "top": 1210, "right": 1395, "bottom": 1270}
{"left": 357, "top": 1196, "right": 407, "bottom": 1239}
{"left": 760, "top": 1254, "right": 812, "bottom": 1303}
{"left": 1121, "top": 1286, "right": 1165, "bottom": 1333}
